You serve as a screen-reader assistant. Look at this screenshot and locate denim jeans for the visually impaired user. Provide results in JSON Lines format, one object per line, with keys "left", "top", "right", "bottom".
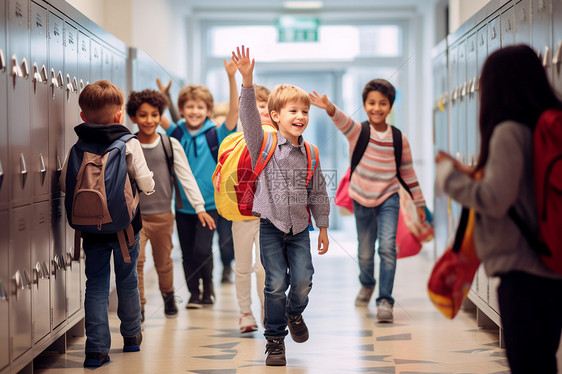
{"left": 260, "top": 220, "right": 314, "bottom": 338}
{"left": 83, "top": 233, "right": 141, "bottom": 353}
{"left": 353, "top": 193, "right": 399, "bottom": 305}
{"left": 217, "top": 215, "right": 235, "bottom": 268}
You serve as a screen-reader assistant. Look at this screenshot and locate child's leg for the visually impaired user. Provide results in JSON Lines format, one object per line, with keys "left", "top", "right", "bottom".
{"left": 176, "top": 212, "right": 202, "bottom": 297}
{"left": 251, "top": 220, "right": 265, "bottom": 312}
{"left": 196, "top": 210, "right": 219, "bottom": 301}
{"left": 259, "top": 220, "right": 289, "bottom": 338}
{"left": 112, "top": 233, "right": 142, "bottom": 340}
{"left": 217, "top": 215, "right": 235, "bottom": 280}
{"left": 137, "top": 222, "right": 149, "bottom": 310}
{"left": 374, "top": 193, "right": 399, "bottom": 305}
{"left": 352, "top": 201, "right": 378, "bottom": 288}
{"left": 232, "top": 220, "right": 258, "bottom": 313}
{"left": 83, "top": 241, "right": 113, "bottom": 353}
{"left": 285, "top": 229, "right": 313, "bottom": 316}
{"left": 146, "top": 212, "right": 175, "bottom": 294}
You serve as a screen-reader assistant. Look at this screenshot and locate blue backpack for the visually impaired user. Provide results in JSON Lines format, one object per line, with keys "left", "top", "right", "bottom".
{"left": 64, "top": 134, "right": 139, "bottom": 263}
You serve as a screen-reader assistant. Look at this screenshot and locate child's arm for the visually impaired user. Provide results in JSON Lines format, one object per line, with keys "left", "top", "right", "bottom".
{"left": 317, "top": 227, "right": 329, "bottom": 255}
{"left": 232, "top": 46, "right": 264, "bottom": 167}
{"left": 309, "top": 91, "right": 336, "bottom": 117}
{"left": 222, "top": 58, "right": 239, "bottom": 131}
{"left": 170, "top": 137, "right": 216, "bottom": 230}
{"left": 126, "top": 139, "right": 155, "bottom": 194}
{"left": 156, "top": 78, "right": 181, "bottom": 124}
{"left": 308, "top": 158, "right": 330, "bottom": 253}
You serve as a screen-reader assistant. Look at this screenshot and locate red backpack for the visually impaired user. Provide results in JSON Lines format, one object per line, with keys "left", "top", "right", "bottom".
{"left": 510, "top": 109, "right": 562, "bottom": 274}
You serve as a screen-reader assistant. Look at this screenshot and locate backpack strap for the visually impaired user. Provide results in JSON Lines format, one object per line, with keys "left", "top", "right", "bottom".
{"left": 304, "top": 142, "right": 320, "bottom": 230}
{"left": 205, "top": 127, "right": 219, "bottom": 162}
{"left": 508, "top": 207, "right": 552, "bottom": 256}
{"left": 349, "top": 121, "right": 370, "bottom": 180}
{"left": 169, "top": 124, "right": 184, "bottom": 142}
{"left": 391, "top": 125, "right": 413, "bottom": 198}
{"left": 159, "top": 134, "right": 184, "bottom": 210}
{"left": 252, "top": 132, "right": 277, "bottom": 178}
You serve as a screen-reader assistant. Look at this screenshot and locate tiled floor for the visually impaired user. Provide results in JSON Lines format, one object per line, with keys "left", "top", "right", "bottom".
{"left": 34, "top": 230, "right": 513, "bottom": 374}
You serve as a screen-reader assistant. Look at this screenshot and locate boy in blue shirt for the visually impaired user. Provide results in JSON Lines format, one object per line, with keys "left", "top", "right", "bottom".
{"left": 159, "top": 60, "right": 238, "bottom": 307}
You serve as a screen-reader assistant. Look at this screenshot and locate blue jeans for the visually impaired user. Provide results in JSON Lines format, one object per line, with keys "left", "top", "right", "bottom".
{"left": 83, "top": 233, "right": 141, "bottom": 353}
{"left": 353, "top": 193, "right": 399, "bottom": 305}
{"left": 260, "top": 220, "right": 314, "bottom": 338}
{"left": 217, "top": 215, "right": 235, "bottom": 268}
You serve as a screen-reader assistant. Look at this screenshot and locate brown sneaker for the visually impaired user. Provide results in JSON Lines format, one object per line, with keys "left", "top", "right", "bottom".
{"left": 265, "top": 337, "right": 286, "bottom": 366}
{"left": 287, "top": 313, "right": 309, "bottom": 343}
{"left": 355, "top": 285, "right": 374, "bottom": 307}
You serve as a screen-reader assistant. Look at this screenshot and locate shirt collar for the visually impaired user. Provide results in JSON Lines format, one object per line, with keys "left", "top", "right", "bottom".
{"left": 276, "top": 132, "right": 306, "bottom": 153}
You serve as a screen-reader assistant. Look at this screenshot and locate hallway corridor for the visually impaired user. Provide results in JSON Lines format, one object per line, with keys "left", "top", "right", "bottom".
{"left": 34, "top": 231, "right": 510, "bottom": 374}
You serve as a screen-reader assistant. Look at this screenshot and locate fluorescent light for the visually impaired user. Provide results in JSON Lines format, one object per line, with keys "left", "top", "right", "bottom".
{"left": 283, "top": 1, "right": 323, "bottom": 9}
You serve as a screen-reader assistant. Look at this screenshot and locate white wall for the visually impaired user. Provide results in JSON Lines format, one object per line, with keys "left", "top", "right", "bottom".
{"left": 448, "top": 0, "right": 489, "bottom": 33}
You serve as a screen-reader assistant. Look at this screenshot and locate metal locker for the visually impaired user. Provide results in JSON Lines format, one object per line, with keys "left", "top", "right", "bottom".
{"left": 532, "top": 0, "right": 553, "bottom": 80}
{"left": 501, "top": 5, "right": 516, "bottom": 47}
{"left": 552, "top": 0, "right": 562, "bottom": 94}
{"left": 516, "top": 0, "right": 532, "bottom": 45}
{"left": 112, "top": 52, "right": 127, "bottom": 93}
{"left": 77, "top": 31, "right": 89, "bottom": 94}
{"left": 90, "top": 39, "right": 102, "bottom": 82}
{"left": 30, "top": 2, "right": 49, "bottom": 201}
{"left": 456, "top": 39, "right": 468, "bottom": 166}
{"left": 65, "top": 223, "right": 80, "bottom": 317}
{"left": 9, "top": 205, "right": 32, "bottom": 360}
{"left": 0, "top": 0, "right": 9, "bottom": 213}
{"left": 476, "top": 24, "right": 487, "bottom": 153}
{"left": 0, "top": 210, "right": 10, "bottom": 371}
{"left": 50, "top": 198, "right": 66, "bottom": 328}
{"left": 31, "top": 201, "right": 50, "bottom": 343}
{"left": 7, "top": 0, "right": 31, "bottom": 208}
{"left": 48, "top": 11, "right": 64, "bottom": 198}
{"left": 466, "top": 33, "right": 477, "bottom": 168}
{"left": 102, "top": 45, "right": 112, "bottom": 81}
{"left": 488, "top": 15, "right": 501, "bottom": 54}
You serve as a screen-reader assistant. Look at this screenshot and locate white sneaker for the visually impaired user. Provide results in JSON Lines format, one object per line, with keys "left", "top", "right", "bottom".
{"left": 239, "top": 313, "right": 258, "bottom": 333}
{"left": 377, "top": 299, "right": 394, "bottom": 322}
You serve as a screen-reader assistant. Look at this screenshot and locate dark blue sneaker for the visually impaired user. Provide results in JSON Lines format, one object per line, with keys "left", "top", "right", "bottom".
{"left": 83, "top": 352, "right": 110, "bottom": 367}
{"left": 123, "top": 332, "right": 143, "bottom": 352}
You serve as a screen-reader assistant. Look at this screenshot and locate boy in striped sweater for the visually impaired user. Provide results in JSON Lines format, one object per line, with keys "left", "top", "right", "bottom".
{"left": 310, "top": 79, "right": 426, "bottom": 322}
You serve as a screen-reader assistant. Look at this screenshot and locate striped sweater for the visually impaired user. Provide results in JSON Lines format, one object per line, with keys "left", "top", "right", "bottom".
{"left": 331, "top": 106, "right": 425, "bottom": 207}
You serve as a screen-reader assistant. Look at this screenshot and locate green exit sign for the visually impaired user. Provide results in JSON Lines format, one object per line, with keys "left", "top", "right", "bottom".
{"left": 277, "top": 16, "right": 319, "bottom": 42}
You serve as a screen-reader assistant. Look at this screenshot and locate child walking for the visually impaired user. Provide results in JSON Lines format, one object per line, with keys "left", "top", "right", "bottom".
{"left": 60, "top": 80, "right": 155, "bottom": 367}
{"left": 126, "top": 89, "right": 215, "bottom": 321}
{"left": 231, "top": 84, "right": 271, "bottom": 333}
{"left": 159, "top": 60, "right": 238, "bottom": 308}
{"left": 232, "top": 46, "right": 330, "bottom": 366}
{"left": 310, "top": 79, "right": 426, "bottom": 322}
{"left": 436, "top": 45, "right": 562, "bottom": 374}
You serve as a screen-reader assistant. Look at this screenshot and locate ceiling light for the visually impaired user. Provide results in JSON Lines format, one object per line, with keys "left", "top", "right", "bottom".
{"left": 283, "top": 1, "right": 324, "bottom": 10}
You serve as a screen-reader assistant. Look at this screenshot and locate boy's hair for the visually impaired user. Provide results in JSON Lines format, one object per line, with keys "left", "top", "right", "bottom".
{"left": 126, "top": 89, "right": 168, "bottom": 119}
{"left": 177, "top": 85, "right": 214, "bottom": 114}
{"left": 362, "top": 79, "right": 396, "bottom": 107}
{"left": 255, "top": 84, "right": 271, "bottom": 103}
{"left": 79, "top": 80, "right": 124, "bottom": 124}
{"left": 267, "top": 84, "right": 310, "bottom": 118}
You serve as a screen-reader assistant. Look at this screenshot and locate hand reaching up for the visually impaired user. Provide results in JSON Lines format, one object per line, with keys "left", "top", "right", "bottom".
{"left": 156, "top": 78, "right": 172, "bottom": 95}
{"left": 309, "top": 90, "right": 336, "bottom": 116}
{"left": 224, "top": 57, "right": 237, "bottom": 78}
{"left": 231, "top": 45, "right": 255, "bottom": 88}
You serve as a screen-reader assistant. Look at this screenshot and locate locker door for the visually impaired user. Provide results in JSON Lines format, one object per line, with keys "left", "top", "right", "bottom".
{"left": 501, "top": 5, "right": 516, "bottom": 47}
{"left": 30, "top": 2, "right": 49, "bottom": 201}
{"left": 448, "top": 44, "right": 460, "bottom": 236}
{"left": 7, "top": 0, "right": 31, "bottom": 208}
{"left": 9, "top": 205, "right": 32, "bottom": 360}
{"left": 516, "top": 0, "right": 532, "bottom": 44}
{"left": 90, "top": 39, "right": 102, "bottom": 82}
{"left": 466, "top": 34, "right": 477, "bottom": 168}
{"left": 31, "top": 201, "right": 50, "bottom": 343}
{"left": 112, "top": 52, "right": 127, "bottom": 94}
{"left": 0, "top": 210, "right": 9, "bottom": 371}
{"left": 77, "top": 31, "right": 90, "bottom": 94}
{"left": 102, "top": 46, "right": 112, "bottom": 80}
{"left": 488, "top": 15, "right": 501, "bottom": 54}
{"left": 64, "top": 22, "right": 81, "bottom": 319}
{"left": 50, "top": 198, "right": 66, "bottom": 328}
{"left": 0, "top": 0, "right": 8, "bottom": 212}
{"left": 532, "top": 0, "right": 553, "bottom": 80}
{"left": 552, "top": 0, "right": 562, "bottom": 94}
{"left": 48, "top": 12, "right": 64, "bottom": 198}
{"left": 457, "top": 40, "right": 468, "bottom": 167}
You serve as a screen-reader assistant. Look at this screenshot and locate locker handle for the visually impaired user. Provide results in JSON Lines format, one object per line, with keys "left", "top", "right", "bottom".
{"left": 56, "top": 155, "right": 63, "bottom": 172}
{"left": 39, "top": 153, "right": 46, "bottom": 185}
{"left": 32, "top": 62, "right": 43, "bottom": 84}
{"left": 21, "top": 58, "right": 29, "bottom": 79}
{"left": 66, "top": 252, "right": 73, "bottom": 270}
{"left": 553, "top": 41, "right": 562, "bottom": 65}
{"left": 460, "top": 82, "right": 467, "bottom": 97}
{"left": 505, "top": 18, "right": 512, "bottom": 32}
{"left": 72, "top": 77, "right": 78, "bottom": 93}
{"left": 57, "top": 71, "right": 63, "bottom": 89}
{"left": 42, "top": 262, "right": 50, "bottom": 280}
{"left": 11, "top": 55, "right": 22, "bottom": 77}
{"left": 51, "top": 257, "right": 59, "bottom": 277}
{"left": 40, "top": 65, "right": 48, "bottom": 83}
{"left": 0, "top": 280, "right": 6, "bottom": 301}
{"left": 66, "top": 74, "right": 72, "bottom": 93}
{"left": 543, "top": 46, "right": 550, "bottom": 68}
{"left": 20, "top": 153, "right": 28, "bottom": 187}
{"left": 79, "top": 79, "right": 84, "bottom": 92}
{"left": 520, "top": 8, "right": 527, "bottom": 23}
{"left": 23, "top": 271, "right": 31, "bottom": 289}
{"left": 0, "top": 159, "right": 3, "bottom": 189}
{"left": 50, "top": 69, "right": 59, "bottom": 88}
{"left": 538, "top": 0, "right": 545, "bottom": 12}
{"left": 59, "top": 254, "right": 67, "bottom": 270}
{"left": 0, "top": 49, "right": 5, "bottom": 72}
{"left": 34, "top": 262, "right": 46, "bottom": 287}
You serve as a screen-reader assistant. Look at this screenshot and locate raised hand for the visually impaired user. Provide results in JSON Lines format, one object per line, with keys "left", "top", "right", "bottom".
{"left": 309, "top": 90, "right": 336, "bottom": 116}
{"left": 231, "top": 45, "right": 255, "bottom": 86}
{"left": 224, "top": 57, "right": 237, "bottom": 77}
{"left": 156, "top": 77, "right": 172, "bottom": 94}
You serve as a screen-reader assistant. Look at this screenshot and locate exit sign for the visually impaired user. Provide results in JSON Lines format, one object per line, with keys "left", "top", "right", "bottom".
{"left": 277, "top": 16, "right": 319, "bottom": 42}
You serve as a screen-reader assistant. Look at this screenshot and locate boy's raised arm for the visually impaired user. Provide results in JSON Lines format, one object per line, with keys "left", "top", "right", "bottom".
{"left": 232, "top": 45, "right": 255, "bottom": 89}
{"left": 156, "top": 77, "right": 180, "bottom": 124}
{"left": 223, "top": 58, "right": 239, "bottom": 131}
{"left": 309, "top": 90, "right": 336, "bottom": 117}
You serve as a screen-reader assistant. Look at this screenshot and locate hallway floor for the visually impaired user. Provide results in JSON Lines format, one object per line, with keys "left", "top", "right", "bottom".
{"left": 34, "top": 230, "right": 511, "bottom": 374}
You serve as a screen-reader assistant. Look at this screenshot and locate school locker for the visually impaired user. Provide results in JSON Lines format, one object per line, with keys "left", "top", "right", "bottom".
{"left": 531, "top": 0, "right": 552, "bottom": 80}
{"left": 456, "top": 39, "right": 468, "bottom": 165}
{"left": 90, "top": 38, "right": 102, "bottom": 82}
{"left": 50, "top": 198, "right": 66, "bottom": 329}
{"left": 501, "top": 5, "right": 516, "bottom": 47}
{"left": 0, "top": 210, "right": 9, "bottom": 372}
{"left": 30, "top": 1, "right": 49, "bottom": 201}
{"left": 0, "top": 0, "right": 8, "bottom": 213}
{"left": 112, "top": 52, "right": 127, "bottom": 93}
{"left": 9, "top": 205, "right": 32, "bottom": 360}
{"left": 7, "top": 0, "right": 31, "bottom": 208}
{"left": 553, "top": 0, "right": 562, "bottom": 95}
{"left": 31, "top": 201, "right": 50, "bottom": 343}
